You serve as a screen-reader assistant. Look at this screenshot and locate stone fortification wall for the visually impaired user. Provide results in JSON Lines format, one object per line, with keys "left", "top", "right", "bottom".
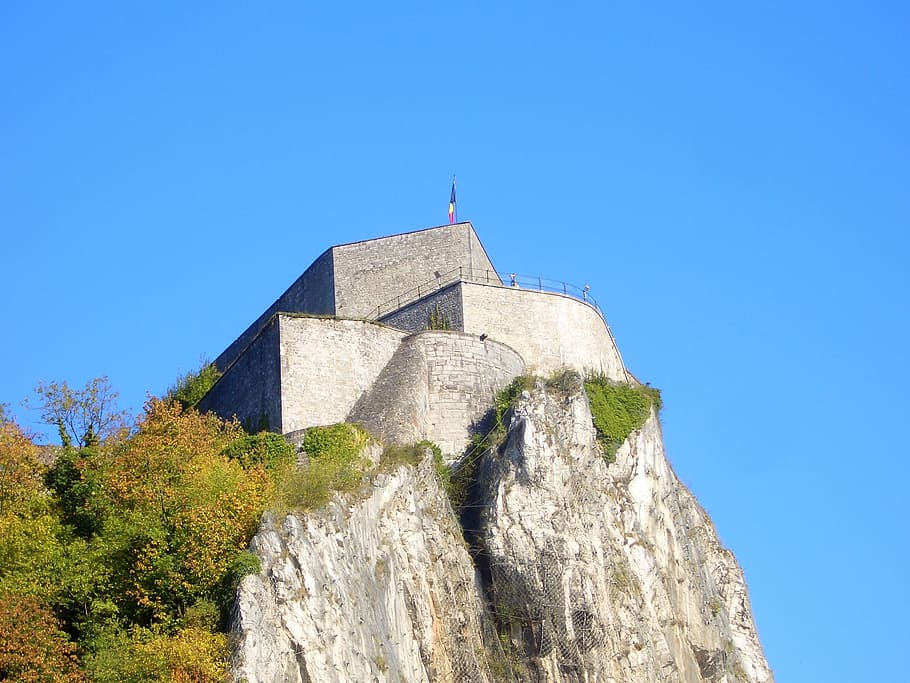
{"left": 348, "top": 330, "right": 524, "bottom": 456}
{"left": 377, "top": 283, "right": 464, "bottom": 332}
{"left": 460, "top": 282, "right": 628, "bottom": 380}
{"left": 332, "top": 223, "right": 496, "bottom": 319}
{"left": 198, "top": 317, "right": 283, "bottom": 432}
{"left": 278, "top": 316, "right": 406, "bottom": 433}
{"left": 214, "top": 249, "right": 335, "bottom": 372}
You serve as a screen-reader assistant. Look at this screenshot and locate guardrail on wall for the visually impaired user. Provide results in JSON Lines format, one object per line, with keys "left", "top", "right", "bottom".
{"left": 369, "top": 267, "right": 604, "bottom": 321}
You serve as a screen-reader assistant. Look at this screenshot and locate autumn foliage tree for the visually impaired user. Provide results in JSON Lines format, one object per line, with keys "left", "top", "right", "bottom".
{"left": 99, "top": 398, "right": 288, "bottom": 624}
{"left": 0, "top": 591, "right": 87, "bottom": 683}
{"left": 1, "top": 377, "right": 296, "bottom": 682}
{"left": 0, "top": 422, "right": 85, "bottom": 682}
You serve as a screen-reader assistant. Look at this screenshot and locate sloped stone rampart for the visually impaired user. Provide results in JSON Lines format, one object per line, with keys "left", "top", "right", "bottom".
{"left": 214, "top": 249, "right": 335, "bottom": 372}
{"left": 197, "top": 317, "right": 282, "bottom": 431}
{"left": 348, "top": 330, "right": 525, "bottom": 455}
{"left": 278, "top": 316, "right": 406, "bottom": 433}
{"left": 460, "top": 282, "right": 627, "bottom": 380}
{"left": 378, "top": 283, "right": 464, "bottom": 332}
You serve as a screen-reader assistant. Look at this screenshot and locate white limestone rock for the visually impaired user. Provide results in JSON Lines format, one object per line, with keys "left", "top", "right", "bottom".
{"left": 231, "top": 382, "right": 772, "bottom": 683}
{"left": 475, "top": 380, "right": 772, "bottom": 682}
{"left": 231, "top": 456, "right": 498, "bottom": 683}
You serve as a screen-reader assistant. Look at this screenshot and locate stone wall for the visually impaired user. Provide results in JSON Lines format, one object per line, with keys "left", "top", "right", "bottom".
{"left": 277, "top": 316, "right": 406, "bottom": 433}
{"left": 213, "top": 223, "right": 499, "bottom": 373}
{"left": 332, "top": 223, "right": 496, "bottom": 319}
{"left": 460, "top": 282, "right": 628, "bottom": 380}
{"left": 348, "top": 330, "right": 525, "bottom": 456}
{"left": 201, "top": 223, "right": 634, "bottom": 448}
{"left": 198, "top": 316, "right": 282, "bottom": 431}
{"left": 377, "top": 283, "right": 464, "bottom": 333}
{"left": 214, "top": 249, "right": 335, "bottom": 372}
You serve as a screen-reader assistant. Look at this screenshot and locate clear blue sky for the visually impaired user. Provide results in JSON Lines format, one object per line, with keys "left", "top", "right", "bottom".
{"left": 2, "top": 3, "right": 907, "bottom": 680}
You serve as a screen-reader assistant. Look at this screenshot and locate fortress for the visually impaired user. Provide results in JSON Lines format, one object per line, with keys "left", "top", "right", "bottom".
{"left": 199, "top": 222, "right": 629, "bottom": 455}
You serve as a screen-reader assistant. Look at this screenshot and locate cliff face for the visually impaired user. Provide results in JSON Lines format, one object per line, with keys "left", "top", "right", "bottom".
{"left": 474, "top": 382, "right": 771, "bottom": 683}
{"left": 231, "top": 382, "right": 772, "bottom": 682}
{"left": 232, "top": 455, "right": 501, "bottom": 682}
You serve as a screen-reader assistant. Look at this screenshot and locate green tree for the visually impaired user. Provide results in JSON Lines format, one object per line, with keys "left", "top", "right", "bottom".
{"left": 167, "top": 360, "right": 222, "bottom": 410}
{"left": 45, "top": 445, "right": 107, "bottom": 538}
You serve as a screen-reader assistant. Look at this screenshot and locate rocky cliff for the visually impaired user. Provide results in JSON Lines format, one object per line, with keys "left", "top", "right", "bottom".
{"left": 231, "top": 380, "right": 772, "bottom": 682}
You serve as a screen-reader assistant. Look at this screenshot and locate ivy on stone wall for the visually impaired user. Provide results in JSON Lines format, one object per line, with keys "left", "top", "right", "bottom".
{"left": 168, "top": 361, "right": 222, "bottom": 409}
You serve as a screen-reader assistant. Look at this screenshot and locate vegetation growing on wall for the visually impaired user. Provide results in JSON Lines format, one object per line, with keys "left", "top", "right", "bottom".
{"left": 380, "top": 439, "right": 440, "bottom": 468}
{"left": 446, "top": 375, "right": 535, "bottom": 512}
{"left": 583, "top": 372, "right": 662, "bottom": 464}
{"left": 427, "top": 303, "right": 452, "bottom": 330}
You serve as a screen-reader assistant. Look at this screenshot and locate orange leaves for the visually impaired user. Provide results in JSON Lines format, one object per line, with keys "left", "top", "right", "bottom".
{"left": 105, "top": 398, "right": 243, "bottom": 511}
{"left": 0, "top": 591, "right": 87, "bottom": 683}
{"left": 0, "top": 421, "right": 46, "bottom": 515}
{"left": 96, "top": 399, "right": 278, "bottom": 619}
{"left": 0, "top": 388, "right": 286, "bottom": 681}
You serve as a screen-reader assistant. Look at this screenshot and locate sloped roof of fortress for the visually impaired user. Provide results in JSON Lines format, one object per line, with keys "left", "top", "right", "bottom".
{"left": 200, "top": 222, "right": 629, "bottom": 454}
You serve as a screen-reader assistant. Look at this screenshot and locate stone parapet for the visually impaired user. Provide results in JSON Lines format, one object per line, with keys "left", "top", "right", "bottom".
{"left": 377, "top": 283, "right": 465, "bottom": 333}
{"left": 460, "top": 282, "right": 627, "bottom": 380}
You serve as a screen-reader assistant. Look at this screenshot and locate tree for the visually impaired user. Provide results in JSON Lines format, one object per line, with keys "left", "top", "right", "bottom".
{"left": 0, "top": 420, "right": 45, "bottom": 514}
{"left": 167, "top": 359, "right": 221, "bottom": 410}
{"left": 99, "top": 399, "right": 278, "bottom": 624}
{"left": 31, "top": 376, "right": 130, "bottom": 449}
{"left": 0, "top": 591, "right": 87, "bottom": 682}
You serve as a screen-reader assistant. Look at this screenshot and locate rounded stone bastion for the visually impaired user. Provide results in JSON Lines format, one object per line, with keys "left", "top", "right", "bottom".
{"left": 347, "top": 329, "right": 525, "bottom": 457}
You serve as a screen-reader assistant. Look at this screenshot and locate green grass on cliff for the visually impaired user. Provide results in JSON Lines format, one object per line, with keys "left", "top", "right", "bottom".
{"left": 276, "top": 423, "right": 370, "bottom": 510}
{"left": 444, "top": 376, "right": 536, "bottom": 511}
{"left": 583, "top": 372, "right": 661, "bottom": 464}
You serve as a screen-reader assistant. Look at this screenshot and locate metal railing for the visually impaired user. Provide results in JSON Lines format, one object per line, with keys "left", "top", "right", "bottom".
{"left": 369, "top": 267, "right": 604, "bottom": 321}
